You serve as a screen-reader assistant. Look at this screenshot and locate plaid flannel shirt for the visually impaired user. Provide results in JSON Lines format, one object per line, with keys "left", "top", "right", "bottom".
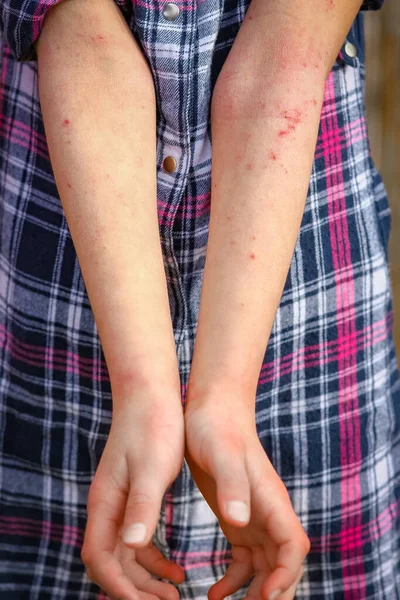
{"left": 1, "top": 1, "right": 399, "bottom": 599}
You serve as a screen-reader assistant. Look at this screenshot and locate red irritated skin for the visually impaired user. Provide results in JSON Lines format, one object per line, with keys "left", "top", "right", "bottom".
{"left": 185, "top": 1, "right": 364, "bottom": 600}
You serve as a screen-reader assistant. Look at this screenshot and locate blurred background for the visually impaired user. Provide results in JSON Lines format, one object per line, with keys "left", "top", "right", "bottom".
{"left": 365, "top": 2, "right": 399, "bottom": 359}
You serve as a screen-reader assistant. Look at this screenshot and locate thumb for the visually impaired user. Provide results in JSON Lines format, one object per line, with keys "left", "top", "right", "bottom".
{"left": 122, "top": 464, "right": 170, "bottom": 548}
{"left": 211, "top": 443, "right": 251, "bottom": 527}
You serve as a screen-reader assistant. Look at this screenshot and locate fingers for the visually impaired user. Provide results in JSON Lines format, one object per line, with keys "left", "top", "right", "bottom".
{"left": 133, "top": 592, "right": 161, "bottom": 600}
{"left": 278, "top": 565, "right": 304, "bottom": 600}
{"left": 207, "top": 546, "right": 254, "bottom": 600}
{"left": 140, "top": 578, "right": 180, "bottom": 600}
{"left": 210, "top": 438, "right": 251, "bottom": 527}
{"left": 208, "top": 549, "right": 305, "bottom": 600}
{"left": 136, "top": 545, "right": 185, "bottom": 584}
{"left": 81, "top": 492, "right": 140, "bottom": 600}
{"left": 261, "top": 505, "right": 310, "bottom": 600}
{"left": 244, "top": 565, "right": 304, "bottom": 600}
{"left": 263, "top": 535, "right": 309, "bottom": 599}
{"left": 243, "top": 544, "right": 272, "bottom": 600}
{"left": 243, "top": 452, "right": 309, "bottom": 600}
{"left": 122, "top": 458, "right": 171, "bottom": 549}
{"left": 85, "top": 534, "right": 184, "bottom": 600}
{"left": 118, "top": 553, "right": 182, "bottom": 600}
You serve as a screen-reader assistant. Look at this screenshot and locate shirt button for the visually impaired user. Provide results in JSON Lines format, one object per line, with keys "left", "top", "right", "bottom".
{"left": 163, "top": 156, "right": 177, "bottom": 173}
{"left": 344, "top": 41, "right": 357, "bottom": 59}
{"left": 162, "top": 3, "right": 180, "bottom": 21}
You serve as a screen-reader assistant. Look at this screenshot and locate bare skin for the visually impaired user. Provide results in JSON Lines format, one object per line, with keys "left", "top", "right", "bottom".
{"left": 35, "top": 0, "right": 364, "bottom": 599}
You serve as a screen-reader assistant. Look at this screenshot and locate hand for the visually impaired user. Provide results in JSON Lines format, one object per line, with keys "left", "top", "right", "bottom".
{"left": 184, "top": 393, "right": 310, "bottom": 600}
{"left": 81, "top": 389, "right": 186, "bottom": 600}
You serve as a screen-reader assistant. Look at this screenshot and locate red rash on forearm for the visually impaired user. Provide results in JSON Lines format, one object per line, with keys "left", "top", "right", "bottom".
{"left": 277, "top": 108, "right": 302, "bottom": 137}
{"left": 232, "top": 96, "right": 319, "bottom": 178}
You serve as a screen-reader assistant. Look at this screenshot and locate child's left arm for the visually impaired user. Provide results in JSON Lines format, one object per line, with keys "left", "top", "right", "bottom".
{"left": 185, "top": 2, "right": 364, "bottom": 599}
{"left": 188, "top": 0, "right": 363, "bottom": 402}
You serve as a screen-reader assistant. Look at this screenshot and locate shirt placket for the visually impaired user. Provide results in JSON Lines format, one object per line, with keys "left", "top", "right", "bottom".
{"left": 135, "top": 0, "right": 197, "bottom": 328}
{"left": 132, "top": 0, "right": 198, "bottom": 558}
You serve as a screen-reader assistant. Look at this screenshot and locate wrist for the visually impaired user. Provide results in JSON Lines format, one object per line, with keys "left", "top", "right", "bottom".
{"left": 186, "top": 339, "right": 264, "bottom": 409}
{"left": 185, "top": 374, "right": 257, "bottom": 413}
{"left": 111, "top": 365, "right": 182, "bottom": 411}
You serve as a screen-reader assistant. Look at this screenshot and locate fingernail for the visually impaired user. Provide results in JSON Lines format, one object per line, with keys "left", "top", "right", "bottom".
{"left": 123, "top": 522, "right": 147, "bottom": 544}
{"left": 269, "top": 590, "right": 282, "bottom": 600}
{"left": 226, "top": 500, "right": 250, "bottom": 522}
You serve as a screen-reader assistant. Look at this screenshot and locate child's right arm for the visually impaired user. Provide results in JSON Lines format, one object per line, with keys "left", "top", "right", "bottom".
{"left": 36, "top": 0, "right": 181, "bottom": 402}
{"left": 34, "top": 1, "right": 185, "bottom": 598}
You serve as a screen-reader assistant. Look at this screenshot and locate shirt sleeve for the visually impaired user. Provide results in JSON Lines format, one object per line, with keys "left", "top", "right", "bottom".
{"left": 0, "top": 0, "right": 133, "bottom": 62}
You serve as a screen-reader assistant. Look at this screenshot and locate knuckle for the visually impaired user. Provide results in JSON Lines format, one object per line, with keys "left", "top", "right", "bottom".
{"left": 226, "top": 472, "right": 249, "bottom": 487}
{"left": 86, "top": 490, "right": 115, "bottom": 513}
{"left": 128, "top": 490, "right": 153, "bottom": 507}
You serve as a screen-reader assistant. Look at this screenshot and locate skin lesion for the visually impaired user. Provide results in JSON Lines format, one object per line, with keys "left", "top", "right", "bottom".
{"left": 90, "top": 34, "right": 106, "bottom": 43}
{"left": 233, "top": 97, "right": 318, "bottom": 172}
{"left": 281, "top": 108, "right": 302, "bottom": 123}
{"left": 278, "top": 128, "right": 293, "bottom": 138}
{"left": 278, "top": 107, "right": 302, "bottom": 137}
{"left": 275, "top": 96, "right": 319, "bottom": 140}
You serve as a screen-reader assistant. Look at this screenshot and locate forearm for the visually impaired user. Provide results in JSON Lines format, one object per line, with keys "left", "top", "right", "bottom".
{"left": 187, "top": 0, "right": 362, "bottom": 404}
{"left": 36, "top": 0, "right": 180, "bottom": 402}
